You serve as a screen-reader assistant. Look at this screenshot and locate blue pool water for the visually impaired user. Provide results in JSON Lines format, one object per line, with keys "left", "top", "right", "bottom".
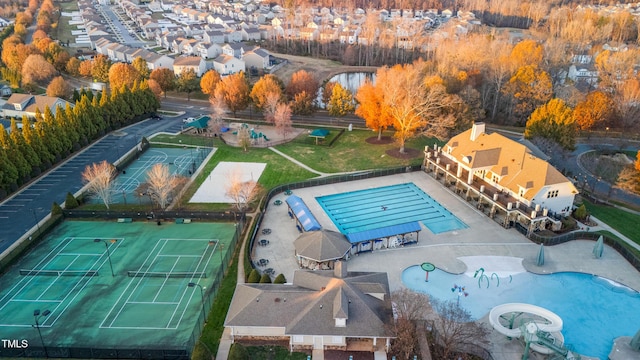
{"left": 316, "top": 183, "right": 467, "bottom": 235}
{"left": 402, "top": 265, "right": 640, "bottom": 359}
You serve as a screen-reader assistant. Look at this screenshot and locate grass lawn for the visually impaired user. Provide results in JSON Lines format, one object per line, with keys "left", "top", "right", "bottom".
{"left": 150, "top": 134, "right": 317, "bottom": 211}
{"left": 244, "top": 345, "right": 309, "bottom": 360}
{"left": 583, "top": 199, "right": 640, "bottom": 244}
{"left": 275, "top": 130, "right": 442, "bottom": 173}
{"left": 53, "top": 1, "right": 80, "bottom": 46}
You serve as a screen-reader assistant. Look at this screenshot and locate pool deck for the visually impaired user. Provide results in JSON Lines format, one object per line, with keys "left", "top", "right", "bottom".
{"left": 249, "top": 171, "right": 640, "bottom": 360}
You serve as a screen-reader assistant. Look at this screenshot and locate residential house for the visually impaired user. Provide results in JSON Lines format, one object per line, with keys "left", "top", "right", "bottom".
{"left": 213, "top": 54, "right": 245, "bottom": 75}
{"left": 243, "top": 48, "right": 270, "bottom": 70}
{"left": 300, "top": 27, "right": 319, "bottom": 40}
{"left": 222, "top": 43, "right": 254, "bottom": 59}
{"left": 203, "top": 30, "right": 226, "bottom": 44}
{"left": 225, "top": 28, "right": 244, "bottom": 43}
{"left": 225, "top": 262, "right": 393, "bottom": 355}
{"left": 173, "top": 56, "right": 206, "bottom": 76}
{"left": 240, "top": 26, "right": 262, "bottom": 41}
{"left": 423, "top": 122, "right": 577, "bottom": 234}
{"left": 2, "top": 94, "right": 71, "bottom": 119}
{"left": 0, "top": 84, "right": 12, "bottom": 97}
{"left": 195, "top": 42, "right": 223, "bottom": 59}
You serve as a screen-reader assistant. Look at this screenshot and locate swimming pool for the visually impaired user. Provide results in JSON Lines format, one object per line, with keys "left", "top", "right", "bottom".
{"left": 402, "top": 265, "right": 640, "bottom": 359}
{"left": 316, "top": 183, "right": 467, "bottom": 235}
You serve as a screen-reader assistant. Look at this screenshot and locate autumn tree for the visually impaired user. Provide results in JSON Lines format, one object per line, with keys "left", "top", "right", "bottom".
{"left": 509, "top": 39, "right": 543, "bottom": 69}
{"left": 176, "top": 68, "right": 199, "bottom": 100}
{"left": 250, "top": 74, "right": 283, "bottom": 111}
{"left": 327, "top": 83, "right": 355, "bottom": 116}
{"left": 21, "top": 54, "right": 57, "bottom": 86}
{"left": 109, "top": 63, "right": 141, "bottom": 89}
{"left": 285, "top": 70, "right": 318, "bottom": 100}
{"left": 131, "top": 57, "right": 150, "bottom": 79}
{"left": 200, "top": 69, "right": 221, "bottom": 96}
{"left": 274, "top": 103, "right": 293, "bottom": 139}
{"left": 573, "top": 91, "right": 616, "bottom": 130}
{"left": 145, "top": 163, "right": 184, "bottom": 210}
{"left": 149, "top": 68, "right": 176, "bottom": 97}
{"left": 82, "top": 160, "right": 117, "bottom": 209}
{"left": 377, "top": 63, "right": 461, "bottom": 153}
{"left": 525, "top": 98, "right": 576, "bottom": 150}
{"left": 290, "top": 91, "right": 314, "bottom": 115}
{"left": 595, "top": 49, "right": 638, "bottom": 89}
{"left": 614, "top": 78, "right": 640, "bottom": 130}
{"left": 78, "top": 60, "right": 92, "bottom": 78}
{"left": 237, "top": 126, "right": 251, "bottom": 152}
{"left": 504, "top": 65, "right": 553, "bottom": 124}
{"left": 46, "top": 76, "right": 72, "bottom": 99}
{"left": 215, "top": 72, "right": 250, "bottom": 115}
{"left": 91, "top": 54, "right": 111, "bottom": 83}
{"left": 225, "top": 167, "right": 263, "bottom": 212}
{"left": 321, "top": 81, "right": 337, "bottom": 107}
{"left": 355, "top": 79, "right": 393, "bottom": 140}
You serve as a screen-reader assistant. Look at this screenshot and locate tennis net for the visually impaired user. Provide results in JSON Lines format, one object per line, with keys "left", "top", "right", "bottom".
{"left": 126, "top": 271, "right": 207, "bottom": 278}
{"left": 20, "top": 269, "right": 98, "bottom": 277}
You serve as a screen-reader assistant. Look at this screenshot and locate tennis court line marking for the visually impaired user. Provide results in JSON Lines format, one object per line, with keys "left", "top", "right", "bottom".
{"left": 101, "top": 238, "right": 217, "bottom": 329}
{"left": 0, "top": 237, "right": 125, "bottom": 327}
{"left": 113, "top": 153, "right": 168, "bottom": 193}
{"left": 128, "top": 301, "right": 180, "bottom": 305}
{"left": 101, "top": 239, "right": 167, "bottom": 328}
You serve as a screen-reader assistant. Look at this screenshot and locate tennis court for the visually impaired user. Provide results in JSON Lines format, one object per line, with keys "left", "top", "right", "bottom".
{"left": 93, "top": 147, "right": 211, "bottom": 205}
{"left": 0, "top": 220, "right": 236, "bottom": 358}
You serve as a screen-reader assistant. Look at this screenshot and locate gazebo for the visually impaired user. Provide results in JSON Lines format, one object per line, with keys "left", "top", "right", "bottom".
{"left": 308, "top": 128, "right": 329, "bottom": 144}
{"left": 294, "top": 230, "right": 351, "bottom": 270}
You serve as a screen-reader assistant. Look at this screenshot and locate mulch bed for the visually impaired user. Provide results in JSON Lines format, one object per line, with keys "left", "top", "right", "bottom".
{"left": 386, "top": 147, "right": 421, "bottom": 159}
{"left": 365, "top": 136, "right": 394, "bottom": 145}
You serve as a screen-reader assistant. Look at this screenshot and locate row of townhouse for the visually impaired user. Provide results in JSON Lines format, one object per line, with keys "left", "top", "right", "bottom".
{"left": 94, "top": 37, "right": 270, "bottom": 77}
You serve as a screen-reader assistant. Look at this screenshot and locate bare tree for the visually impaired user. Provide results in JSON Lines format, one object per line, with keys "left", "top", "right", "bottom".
{"left": 430, "top": 299, "right": 490, "bottom": 359}
{"left": 225, "top": 168, "right": 262, "bottom": 213}
{"left": 262, "top": 92, "right": 280, "bottom": 124}
{"left": 237, "top": 126, "right": 251, "bottom": 152}
{"left": 388, "top": 289, "right": 431, "bottom": 360}
{"left": 82, "top": 160, "right": 117, "bottom": 209}
{"left": 208, "top": 90, "right": 228, "bottom": 135}
{"left": 273, "top": 103, "right": 293, "bottom": 139}
{"left": 146, "top": 163, "right": 184, "bottom": 210}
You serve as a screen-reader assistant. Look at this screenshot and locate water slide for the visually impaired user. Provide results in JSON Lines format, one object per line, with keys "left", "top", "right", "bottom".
{"left": 489, "top": 303, "right": 565, "bottom": 355}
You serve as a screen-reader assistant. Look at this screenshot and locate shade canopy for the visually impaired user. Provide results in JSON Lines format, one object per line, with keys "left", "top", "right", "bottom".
{"left": 309, "top": 128, "right": 329, "bottom": 137}
{"left": 294, "top": 230, "right": 351, "bottom": 262}
{"left": 286, "top": 195, "right": 321, "bottom": 231}
{"left": 346, "top": 222, "right": 421, "bottom": 243}
{"left": 631, "top": 328, "right": 640, "bottom": 350}
{"left": 187, "top": 116, "right": 210, "bottom": 129}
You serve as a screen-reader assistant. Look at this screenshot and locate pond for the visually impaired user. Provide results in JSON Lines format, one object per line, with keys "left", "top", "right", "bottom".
{"left": 317, "top": 72, "right": 375, "bottom": 108}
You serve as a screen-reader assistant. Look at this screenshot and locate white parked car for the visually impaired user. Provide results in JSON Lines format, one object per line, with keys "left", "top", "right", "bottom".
{"left": 183, "top": 117, "right": 195, "bottom": 123}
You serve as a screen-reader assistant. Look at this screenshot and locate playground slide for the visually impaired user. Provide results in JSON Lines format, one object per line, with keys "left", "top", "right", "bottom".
{"left": 489, "top": 303, "right": 564, "bottom": 355}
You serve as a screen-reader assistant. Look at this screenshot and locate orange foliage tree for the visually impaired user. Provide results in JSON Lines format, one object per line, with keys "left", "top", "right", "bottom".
{"left": 200, "top": 69, "right": 221, "bottom": 96}
{"left": 108, "top": 63, "right": 141, "bottom": 89}
{"left": 355, "top": 79, "right": 392, "bottom": 140}
{"left": 573, "top": 91, "right": 615, "bottom": 130}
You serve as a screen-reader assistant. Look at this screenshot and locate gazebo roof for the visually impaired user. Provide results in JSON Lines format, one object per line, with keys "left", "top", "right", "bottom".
{"left": 294, "top": 230, "right": 351, "bottom": 262}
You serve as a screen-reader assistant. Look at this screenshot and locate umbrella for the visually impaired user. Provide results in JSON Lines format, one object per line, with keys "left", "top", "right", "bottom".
{"left": 593, "top": 235, "right": 604, "bottom": 259}
{"left": 536, "top": 243, "right": 545, "bottom": 266}
{"left": 631, "top": 328, "right": 640, "bottom": 351}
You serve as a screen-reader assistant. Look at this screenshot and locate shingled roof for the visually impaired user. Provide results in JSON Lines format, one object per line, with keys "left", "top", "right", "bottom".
{"left": 225, "top": 262, "right": 392, "bottom": 338}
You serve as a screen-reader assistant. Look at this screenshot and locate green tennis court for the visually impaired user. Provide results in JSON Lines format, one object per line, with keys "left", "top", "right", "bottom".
{"left": 0, "top": 220, "right": 236, "bottom": 358}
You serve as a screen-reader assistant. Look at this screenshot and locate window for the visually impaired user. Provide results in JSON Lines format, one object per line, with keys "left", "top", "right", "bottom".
{"left": 519, "top": 188, "right": 525, "bottom": 197}
{"left": 546, "top": 190, "right": 559, "bottom": 198}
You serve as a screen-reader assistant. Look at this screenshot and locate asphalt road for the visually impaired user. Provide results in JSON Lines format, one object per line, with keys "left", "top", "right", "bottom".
{"left": 0, "top": 116, "right": 186, "bottom": 253}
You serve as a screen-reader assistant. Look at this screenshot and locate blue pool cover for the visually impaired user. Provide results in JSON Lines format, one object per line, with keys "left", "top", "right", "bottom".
{"left": 346, "top": 222, "right": 421, "bottom": 243}
{"left": 286, "top": 195, "right": 321, "bottom": 231}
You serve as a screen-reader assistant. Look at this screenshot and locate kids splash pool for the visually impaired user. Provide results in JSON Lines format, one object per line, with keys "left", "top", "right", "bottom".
{"left": 316, "top": 183, "right": 467, "bottom": 235}
{"left": 402, "top": 264, "right": 640, "bottom": 359}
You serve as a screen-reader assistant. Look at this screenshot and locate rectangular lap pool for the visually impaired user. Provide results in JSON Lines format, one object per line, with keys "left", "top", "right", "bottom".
{"left": 316, "top": 183, "right": 467, "bottom": 235}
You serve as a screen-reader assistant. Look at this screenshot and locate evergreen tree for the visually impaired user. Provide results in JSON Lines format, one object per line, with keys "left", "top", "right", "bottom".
{"left": 259, "top": 274, "right": 272, "bottom": 283}
{"left": 55, "top": 105, "right": 76, "bottom": 152}
{"left": 10, "top": 119, "right": 40, "bottom": 174}
{"left": 64, "top": 192, "right": 79, "bottom": 209}
{"left": 42, "top": 107, "right": 64, "bottom": 159}
{"left": 0, "top": 145, "right": 19, "bottom": 194}
{"left": 247, "top": 269, "right": 260, "bottom": 283}
{"left": 273, "top": 273, "right": 286, "bottom": 284}
{"left": 0, "top": 124, "right": 30, "bottom": 182}
{"left": 72, "top": 88, "right": 80, "bottom": 102}
{"left": 36, "top": 108, "right": 62, "bottom": 162}
{"left": 22, "top": 116, "right": 53, "bottom": 167}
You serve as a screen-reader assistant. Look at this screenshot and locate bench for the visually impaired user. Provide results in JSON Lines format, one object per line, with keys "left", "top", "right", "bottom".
{"left": 117, "top": 218, "right": 133, "bottom": 223}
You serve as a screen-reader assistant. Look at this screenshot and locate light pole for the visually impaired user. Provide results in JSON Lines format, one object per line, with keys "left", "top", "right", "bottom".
{"left": 33, "top": 309, "right": 51, "bottom": 358}
{"left": 94, "top": 238, "right": 117, "bottom": 276}
{"left": 31, "top": 208, "right": 42, "bottom": 235}
{"left": 188, "top": 282, "right": 206, "bottom": 319}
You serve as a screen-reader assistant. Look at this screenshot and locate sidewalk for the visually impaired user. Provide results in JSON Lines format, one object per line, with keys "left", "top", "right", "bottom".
{"left": 588, "top": 215, "right": 640, "bottom": 252}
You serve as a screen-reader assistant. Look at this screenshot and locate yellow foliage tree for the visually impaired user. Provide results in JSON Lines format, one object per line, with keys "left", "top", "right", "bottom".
{"left": 573, "top": 91, "right": 615, "bottom": 130}
{"left": 108, "top": 63, "right": 141, "bottom": 89}
{"left": 200, "top": 69, "right": 221, "bottom": 96}
{"left": 505, "top": 65, "right": 553, "bottom": 124}
{"left": 525, "top": 98, "right": 576, "bottom": 150}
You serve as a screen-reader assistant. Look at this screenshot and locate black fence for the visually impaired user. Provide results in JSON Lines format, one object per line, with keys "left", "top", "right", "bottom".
{"left": 62, "top": 210, "right": 241, "bottom": 222}
{"left": 0, "top": 347, "right": 189, "bottom": 359}
{"left": 530, "top": 230, "right": 640, "bottom": 273}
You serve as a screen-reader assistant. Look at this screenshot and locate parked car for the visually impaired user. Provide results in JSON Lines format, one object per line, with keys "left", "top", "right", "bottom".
{"left": 183, "top": 117, "right": 195, "bottom": 123}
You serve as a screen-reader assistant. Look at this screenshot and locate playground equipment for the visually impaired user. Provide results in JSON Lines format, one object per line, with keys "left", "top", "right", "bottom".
{"left": 489, "top": 303, "right": 581, "bottom": 360}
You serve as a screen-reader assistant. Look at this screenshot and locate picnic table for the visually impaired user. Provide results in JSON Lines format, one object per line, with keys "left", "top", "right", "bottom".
{"left": 259, "top": 239, "right": 269, "bottom": 246}
{"left": 274, "top": 200, "right": 282, "bottom": 206}
{"left": 258, "top": 259, "right": 269, "bottom": 267}
{"left": 261, "top": 228, "right": 272, "bottom": 235}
